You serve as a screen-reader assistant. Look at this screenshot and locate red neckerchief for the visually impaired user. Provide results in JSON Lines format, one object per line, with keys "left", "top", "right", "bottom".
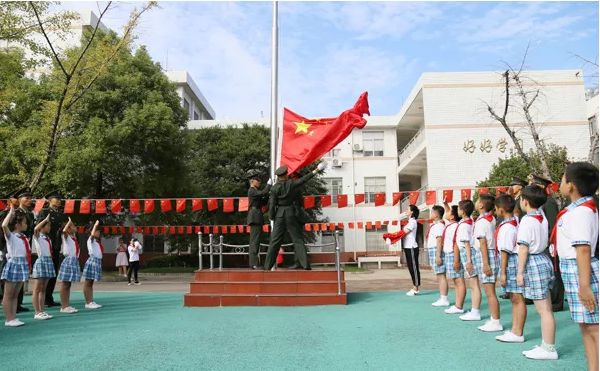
{"left": 17, "top": 234, "right": 31, "bottom": 269}
{"left": 494, "top": 218, "right": 518, "bottom": 256}
{"left": 477, "top": 212, "right": 494, "bottom": 223}
{"left": 441, "top": 221, "right": 457, "bottom": 243}
{"left": 71, "top": 236, "right": 80, "bottom": 257}
{"left": 426, "top": 221, "right": 442, "bottom": 241}
{"left": 94, "top": 237, "right": 104, "bottom": 255}
{"left": 44, "top": 235, "right": 53, "bottom": 258}
{"left": 453, "top": 218, "right": 473, "bottom": 246}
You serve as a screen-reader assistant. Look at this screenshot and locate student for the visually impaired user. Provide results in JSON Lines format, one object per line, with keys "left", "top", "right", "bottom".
{"left": 1, "top": 206, "right": 30, "bottom": 327}
{"left": 474, "top": 194, "right": 502, "bottom": 332}
{"left": 443, "top": 204, "right": 467, "bottom": 314}
{"left": 82, "top": 220, "right": 103, "bottom": 309}
{"left": 127, "top": 238, "right": 142, "bottom": 285}
{"left": 495, "top": 195, "right": 526, "bottom": 343}
{"left": 428, "top": 205, "right": 449, "bottom": 306}
{"left": 57, "top": 217, "right": 81, "bottom": 314}
{"left": 454, "top": 199, "right": 482, "bottom": 321}
{"left": 31, "top": 214, "right": 56, "bottom": 320}
{"left": 554, "top": 162, "right": 599, "bottom": 370}
{"left": 517, "top": 185, "right": 557, "bottom": 360}
{"left": 403, "top": 205, "right": 421, "bottom": 296}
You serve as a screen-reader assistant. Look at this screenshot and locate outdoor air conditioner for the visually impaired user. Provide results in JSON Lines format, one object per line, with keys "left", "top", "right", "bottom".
{"left": 332, "top": 158, "right": 343, "bottom": 167}
{"left": 353, "top": 143, "right": 363, "bottom": 152}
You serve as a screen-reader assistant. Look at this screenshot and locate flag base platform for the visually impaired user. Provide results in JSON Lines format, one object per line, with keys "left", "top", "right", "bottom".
{"left": 184, "top": 269, "right": 347, "bottom": 307}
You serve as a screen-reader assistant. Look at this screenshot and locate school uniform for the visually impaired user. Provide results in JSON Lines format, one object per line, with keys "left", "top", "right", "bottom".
{"left": 496, "top": 217, "right": 520, "bottom": 294}
{"left": 31, "top": 234, "right": 56, "bottom": 279}
{"left": 82, "top": 237, "right": 103, "bottom": 281}
{"left": 443, "top": 222, "right": 463, "bottom": 279}
{"left": 1, "top": 232, "right": 30, "bottom": 282}
{"left": 57, "top": 235, "right": 81, "bottom": 282}
{"left": 517, "top": 210, "right": 553, "bottom": 300}
{"left": 473, "top": 212, "right": 498, "bottom": 284}
{"left": 427, "top": 221, "right": 446, "bottom": 274}
{"left": 554, "top": 196, "right": 599, "bottom": 324}
{"left": 402, "top": 218, "right": 420, "bottom": 287}
{"left": 456, "top": 218, "right": 478, "bottom": 278}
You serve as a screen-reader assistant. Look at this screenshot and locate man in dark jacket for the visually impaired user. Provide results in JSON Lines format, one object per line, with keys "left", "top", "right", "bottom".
{"left": 247, "top": 173, "right": 272, "bottom": 269}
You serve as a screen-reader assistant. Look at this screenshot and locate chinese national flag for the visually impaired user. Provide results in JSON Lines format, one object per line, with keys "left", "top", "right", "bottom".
{"left": 354, "top": 194, "right": 365, "bottom": 205}
{"left": 80, "top": 200, "right": 91, "bottom": 214}
{"left": 443, "top": 190, "right": 453, "bottom": 203}
{"left": 337, "top": 194, "right": 348, "bottom": 208}
{"left": 238, "top": 198, "right": 249, "bottom": 212}
{"left": 280, "top": 92, "right": 370, "bottom": 174}
{"left": 129, "top": 200, "right": 140, "bottom": 214}
{"left": 64, "top": 199, "right": 75, "bottom": 214}
{"left": 479, "top": 187, "right": 489, "bottom": 195}
{"left": 408, "top": 192, "right": 420, "bottom": 205}
{"left": 144, "top": 200, "right": 155, "bottom": 214}
{"left": 207, "top": 198, "right": 218, "bottom": 211}
{"left": 176, "top": 199, "right": 186, "bottom": 213}
{"left": 223, "top": 198, "right": 234, "bottom": 213}
{"left": 192, "top": 199, "right": 203, "bottom": 212}
{"left": 160, "top": 200, "right": 172, "bottom": 213}
{"left": 320, "top": 195, "right": 332, "bottom": 208}
{"left": 496, "top": 186, "right": 508, "bottom": 194}
{"left": 374, "top": 193, "right": 386, "bottom": 206}
{"left": 34, "top": 199, "right": 46, "bottom": 213}
{"left": 111, "top": 199, "right": 122, "bottom": 213}
{"left": 95, "top": 200, "right": 106, "bottom": 214}
{"left": 425, "top": 191, "right": 436, "bottom": 205}
{"left": 304, "top": 196, "right": 315, "bottom": 209}
{"left": 392, "top": 192, "right": 402, "bottom": 206}
{"left": 461, "top": 189, "right": 472, "bottom": 201}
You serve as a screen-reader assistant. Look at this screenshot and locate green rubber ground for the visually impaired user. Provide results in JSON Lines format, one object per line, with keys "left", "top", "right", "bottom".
{"left": 0, "top": 290, "right": 586, "bottom": 370}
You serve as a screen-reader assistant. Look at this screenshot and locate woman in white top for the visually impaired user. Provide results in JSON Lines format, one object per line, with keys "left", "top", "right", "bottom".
{"left": 115, "top": 238, "right": 129, "bottom": 276}
{"left": 1, "top": 206, "right": 30, "bottom": 327}
{"left": 31, "top": 214, "right": 56, "bottom": 320}
{"left": 403, "top": 205, "right": 421, "bottom": 296}
{"left": 127, "top": 238, "right": 142, "bottom": 285}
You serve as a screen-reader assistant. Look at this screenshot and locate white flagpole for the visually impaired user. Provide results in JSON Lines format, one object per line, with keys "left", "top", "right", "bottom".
{"left": 270, "top": 1, "right": 279, "bottom": 180}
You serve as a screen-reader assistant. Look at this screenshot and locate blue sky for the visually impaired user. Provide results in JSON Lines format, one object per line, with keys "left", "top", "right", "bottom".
{"left": 56, "top": 1, "right": 599, "bottom": 120}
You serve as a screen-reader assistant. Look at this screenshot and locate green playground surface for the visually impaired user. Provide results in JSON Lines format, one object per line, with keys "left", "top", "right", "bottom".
{"left": 0, "top": 290, "right": 587, "bottom": 371}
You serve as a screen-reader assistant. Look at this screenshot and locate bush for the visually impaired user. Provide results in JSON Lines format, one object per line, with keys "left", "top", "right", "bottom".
{"left": 145, "top": 254, "right": 199, "bottom": 268}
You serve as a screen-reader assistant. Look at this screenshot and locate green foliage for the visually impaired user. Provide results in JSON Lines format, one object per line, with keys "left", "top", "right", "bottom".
{"left": 144, "top": 254, "right": 198, "bottom": 268}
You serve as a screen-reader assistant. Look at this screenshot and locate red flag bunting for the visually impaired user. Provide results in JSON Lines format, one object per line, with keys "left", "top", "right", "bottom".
{"left": 304, "top": 196, "right": 315, "bottom": 209}
{"left": 207, "top": 199, "right": 218, "bottom": 211}
{"left": 245, "top": 226, "right": 251, "bottom": 233}
{"left": 238, "top": 198, "right": 249, "bottom": 212}
{"left": 111, "top": 199, "right": 122, "bottom": 213}
{"left": 80, "top": 200, "right": 91, "bottom": 214}
{"left": 354, "top": 194, "right": 365, "bottom": 205}
{"left": 212, "top": 225, "right": 219, "bottom": 234}
{"left": 392, "top": 220, "right": 398, "bottom": 226}
{"left": 304, "top": 224, "right": 311, "bottom": 231}
{"left": 375, "top": 221, "right": 382, "bottom": 230}
{"left": 128, "top": 227, "right": 134, "bottom": 234}
{"left": 337, "top": 194, "right": 348, "bottom": 208}
{"left": 194, "top": 226, "right": 201, "bottom": 234}
{"left": 95, "top": 200, "right": 106, "bottom": 214}
{"left": 312, "top": 224, "right": 319, "bottom": 232}
{"left": 160, "top": 200, "right": 172, "bottom": 213}
{"left": 443, "top": 190, "right": 453, "bottom": 203}
{"left": 393, "top": 192, "right": 402, "bottom": 206}
{"left": 178, "top": 226, "right": 185, "bottom": 234}
{"left": 223, "top": 198, "right": 234, "bottom": 213}
{"left": 348, "top": 222, "right": 354, "bottom": 229}
{"left": 321, "top": 195, "right": 332, "bottom": 208}
{"left": 425, "top": 191, "right": 436, "bottom": 205}
{"left": 0, "top": 200, "right": 5, "bottom": 210}
{"left": 102, "top": 227, "right": 109, "bottom": 234}
{"left": 357, "top": 222, "right": 364, "bottom": 229}
{"left": 64, "top": 199, "right": 75, "bottom": 214}
{"left": 160, "top": 226, "right": 167, "bottom": 235}
{"left": 496, "top": 186, "right": 508, "bottom": 194}
{"left": 262, "top": 224, "right": 270, "bottom": 233}
{"left": 366, "top": 222, "right": 373, "bottom": 230}
{"left": 374, "top": 193, "right": 386, "bottom": 206}
{"left": 192, "top": 199, "right": 203, "bottom": 212}
{"left": 169, "top": 226, "right": 176, "bottom": 235}
{"left": 229, "top": 226, "right": 236, "bottom": 234}
{"left": 34, "top": 199, "right": 46, "bottom": 213}
{"left": 144, "top": 200, "right": 155, "bottom": 214}
{"left": 203, "top": 226, "right": 210, "bottom": 234}
{"left": 111, "top": 226, "right": 118, "bottom": 234}
{"left": 237, "top": 225, "right": 244, "bottom": 233}
{"left": 337, "top": 222, "right": 344, "bottom": 229}
{"left": 129, "top": 200, "right": 140, "bottom": 214}
{"left": 136, "top": 226, "right": 143, "bottom": 233}
{"left": 479, "top": 187, "right": 489, "bottom": 195}
{"left": 329, "top": 223, "right": 336, "bottom": 231}
{"left": 408, "top": 192, "right": 419, "bottom": 205}
{"left": 320, "top": 223, "right": 327, "bottom": 231}
{"left": 461, "top": 189, "right": 472, "bottom": 201}
{"left": 176, "top": 199, "right": 186, "bottom": 213}
{"left": 119, "top": 226, "right": 126, "bottom": 234}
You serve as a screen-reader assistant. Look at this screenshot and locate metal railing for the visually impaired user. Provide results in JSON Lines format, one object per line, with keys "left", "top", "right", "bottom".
{"left": 197, "top": 231, "right": 343, "bottom": 295}
{"left": 398, "top": 127, "right": 425, "bottom": 165}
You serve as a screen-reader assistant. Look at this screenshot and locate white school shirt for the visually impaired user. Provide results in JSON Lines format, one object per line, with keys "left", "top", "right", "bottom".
{"left": 472, "top": 212, "right": 496, "bottom": 251}
{"left": 4, "top": 231, "right": 27, "bottom": 258}
{"left": 402, "top": 218, "right": 418, "bottom": 249}
{"left": 128, "top": 241, "right": 142, "bottom": 262}
{"left": 426, "top": 221, "right": 445, "bottom": 249}
{"left": 62, "top": 234, "right": 79, "bottom": 257}
{"left": 87, "top": 237, "right": 103, "bottom": 259}
{"left": 33, "top": 234, "right": 53, "bottom": 257}
{"left": 516, "top": 210, "right": 548, "bottom": 254}
{"left": 556, "top": 196, "right": 598, "bottom": 259}
{"left": 496, "top": 217, "right": 519, "bottom": 254}
{"left": 456, "top": 218, "right": 474, "bottom": 249}
{"left": 442, "top": 222, "right": 458, "bottom": 253}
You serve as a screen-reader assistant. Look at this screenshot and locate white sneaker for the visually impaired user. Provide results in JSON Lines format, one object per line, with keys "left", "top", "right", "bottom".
{"left": 134, "top": 282, "right": 141, "bottom": 286}
{"left": 128, "top": 282, "right": 132, "bottom": 286}
{"left": 5, "top": 319, "right": 24, "bottom": 327}
{"left": 85, "top": 302, "right": 102, "bottom": 310}
{"left": 60, "top": 306, "right": 78, "bottom": 314}
{"left": 406, "top": 289, "right": 416, "bottom": 296}
{"left": 478, "top": 319, "right": 503, "bottom": 332}
{"left": 444, "top": 305, "right": 465, "bottom": 314}
{"left": 522, "top": 345, "right": 558, "bottom": 360}
{"left": 432, "top": 298, "right": 450, "bottom": 307}
{"left": 459, "top": 311, "right": 481, "bottom": 321}
{"left": 34, "top": 313, "right": 50, "bottom": 320}
{"left": 496, "top": 330, "right": 525, "bottom": 343}
{"left": 42, "top": 312, "right": 53, "bottom": 319}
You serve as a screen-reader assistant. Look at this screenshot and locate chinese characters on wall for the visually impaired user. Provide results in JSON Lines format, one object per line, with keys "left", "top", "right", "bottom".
{"left": 463, "top": 137, "right": 520, "bottom": 154}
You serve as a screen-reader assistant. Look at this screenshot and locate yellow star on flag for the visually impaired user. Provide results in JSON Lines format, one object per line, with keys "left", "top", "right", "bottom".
{"left": 294, "top": 121, "right": 311, "bottom": 134}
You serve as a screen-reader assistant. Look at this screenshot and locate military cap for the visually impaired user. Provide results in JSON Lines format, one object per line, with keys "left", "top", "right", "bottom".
{"left": 44, "top": 190, "right": 63, "bottom": 200}
{"left": 4, "top": 188, "right": 21, "bottom": 199}
{"left": 246, "top": 170, "right": 261, "bottom": 180}
{"left": 275, "top": 165, "right": 288, "bottom": 176}
{"left": 16, "top": 187, "right": 32, "bottom": 198}
{"left": 509, "top": 177, "right": 527, "bottom": 187}
{"left": 530, "top": 174, "right": 553, "bottom": 187}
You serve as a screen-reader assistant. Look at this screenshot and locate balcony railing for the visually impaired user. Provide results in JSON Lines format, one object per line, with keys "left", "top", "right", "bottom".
{"left": 398, "top": 127, "right": 425, "bottom": 165}
{"left": 400, "top": 184, "right": 429, "bottom": 211}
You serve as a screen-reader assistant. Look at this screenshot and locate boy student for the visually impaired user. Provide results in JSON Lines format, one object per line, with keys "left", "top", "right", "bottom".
{"left": 474, "top": 194, "right": 502, "bottom": 332}
{"left": 495, "top": 195, "right": 526, "bottom": 343}
{"left": 443, "top": 203, "right": 467, "bottom": 314}
{"left": 517, "top": 185, "right": 557, "bottom": 360}
{"left": 427, "top": 205, "right": 449, "bottom": 306}
{"left": 453, "top": 199, "right": 482, "bottom": 321}
{"left": 554, "top": 162, "right": 599, "bottom": 370}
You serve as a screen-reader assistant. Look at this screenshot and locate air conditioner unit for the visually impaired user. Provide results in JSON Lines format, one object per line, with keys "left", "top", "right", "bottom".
{"left": 332, "top": 158, "right": 343, "bottom": 167}
{"left": 353, "top": 143, "right": 363, "bottom": 152}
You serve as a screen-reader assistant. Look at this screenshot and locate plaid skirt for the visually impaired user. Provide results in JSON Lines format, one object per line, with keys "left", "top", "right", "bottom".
{"left": 459, "top": 247, "right": 480, "bottom": 278}
{"left": 82, "top": 256, "right": 103, "bottom": 281}
{"left": 428, "top": 248, "right": 446, "bottom": 274}
{"left": 31, "top": 256, "right": 56, "bottom": 279}
{"left": 1, "top": 257, "right": 29, "bottom": 282}
{"left": 58, "top": 256, "right": 81, "bottom": 282}
{"left": 445, "top": 252, "right": 464, "bottom": 279}
{"left": 523, "top": 253, "right": 554, "bottom": 300}
{"left": 475, "top": 249, "right": 499, "bottom": 284}
{"left": 561, "top": 258, "right": 599, "bottom": 324}
{"left": 505, "top": 253, "right": 523, "bottom": 294}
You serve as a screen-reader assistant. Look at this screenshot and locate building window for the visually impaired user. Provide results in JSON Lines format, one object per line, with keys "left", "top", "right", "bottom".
{"left": 183, "top": 98, "right": 191, "bottom": 120}
{"left": 589, "top": 115, "right": 598, "bottom": 137}
{"left": 364, "top": 177, "right": 386, "bottom": 203}
{"left": 193, "top": 110, "right": 199, "bottom": 120}
{"left": 325, "top": 148, "right": 341, "bottom": 158}
{"left": 363, "top": 131, "right": 384, "bottom": 156}
{"left": 365, "top": 226, "right": 388, "bottom": 252}
{"left": 323, "top": 177, "right": 343, "bottom": 203}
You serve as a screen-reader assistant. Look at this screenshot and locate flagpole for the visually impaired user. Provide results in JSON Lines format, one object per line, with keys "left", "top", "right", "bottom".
{"left": 270, "top": 1, "right": 279, "bottom": 180}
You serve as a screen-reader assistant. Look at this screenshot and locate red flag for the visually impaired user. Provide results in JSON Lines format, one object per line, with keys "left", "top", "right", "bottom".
{"left": 176, "top": 199, "right": 186, "bottom": 213}
{"left": 357, "top": 222, "right": 364, "bottom": 229}
{"left": 220, "top": 226, "right": 227, "bottom": 234}
{"left": 178, "top": 226, "right": 185, "bottom": 234}
{"left": 237, "top": 225, "right": 244, "bottom": 233}
{"left": 212, "top": 226, "right": 219, "bottom": 234}
{"left": 207, "top": 199, "right": 218, "bottom": 211}
{"left": 144, "top": 200, "right": 155, "bottom": 214}
{"left": 329, "top": 223, "right": 336, "bottom": 231}
{"left": 337, "top": 222, "right": 344, "bottom": 229}
{"left": 337, "top": 194, "right": 348, "bottom": 208}
{"left": 320, "top": 223, "right": 328, "bottom": 231}
{"left": 78, "top": 226, "right": 86, "bottom": 234}
{"left": 194, "top": 226, "right": 201, "bottom": 234}
{"left": 111, "top": 199, "right": 122, "bottom": 213}
{"left": 80, "top": 200, "right": 91, "bottom": 214}
{"left": 374, "top": 193, "right": 386, "bottom": 206}
{"left": 443, "top": 190, "right": 453, "bottom": 203}
{"left": 496, "top": 186, "right": 508, "bottom": 194}
{"left": 129, "top": 200, "right": 140, "bottom": 214}
{"left": 64, "top": 199, "right": 75, "bottom": 214}
{"left": 321, "top": 195, "right": 332, "bottom": 208}
{"left": 229, "top": 226, "right": 236, "bottom": 234}
{"left": 95, "top": 200, "right": 106, "bottom": 214}
{"left": 304, "top": 196, "right": 315, "bottom": 209}
{"left": 111, "top": 226, "right": 118, "bottom": 234}
{"left": 348, "top": 222, "right": 354, "bottom": 229}
{"left": 262, "top": 224, "right": 270, "bottom": 233}
{"left": 160, "top": 200, "right": 172, "bottom": 213}
{"left": 312, "top": 224, "right": 319, "bottom": 232}
{"left": 102, "top": 227, "right": 109, "bottom": 234}
{"left": 169, "top": 226, "right": 176, "bottom": 235}
{"left": 34, "top": 199, "right": 46, "bottom": 213}
{"left": 354, "top": 194, "right": 365, "bottom": 205}
{"left": 392, "top": 220, "right": 398, "bottom": 226}
{"left": 192, "top": 199, "right": 203, "bottom": 212}
{"left": 548, "top": 183, "right": 559, "bottom": 193}
{"left": 136, "top": 226, "right": 143, "bottom": 233}
{"left": 223, "top": 198, "right": 234, "bottom": 213}
{"left": 393, "top": 192, "right": 402, "bottom": 206}
{"left": 304, "top": 224, "right": 311, "bottom": 232}
{"left": 461, "top": 189, "right": 472, "bottom": 201}
{"left": 119, "top": 226, "right": 126, "bottom": 234}
{"left": 280, "top": 92, "right": 370, "bottom": 174}
{"left": 375, "top": 221, "right": 382, "bottom": 230}
{"left": 203, "top": 226, "right": 210, "bottom": 234}
{"left": 238, "top": 198, "right": 249, "bottom": 212}
{"left": 245, "top": 226, "right": 251, "bottom": 233}
{"left": 366, "top": 222, "right": 373, "bottom": 230}
{"left": 425, "top": 191, "right": 436, "bottom": 205}
{"left": 0, "top": 200, "right": 5, "bottom": 210}
{"left": 479, "top": 187, "right": 489, "bottom": 195}
{"left": 409, "top": 192, "right": 419, "bottom": 205}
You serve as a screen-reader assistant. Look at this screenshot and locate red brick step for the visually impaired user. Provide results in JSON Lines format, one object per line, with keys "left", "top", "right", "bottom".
{"left": 183, "top": 293, "right": 347, "bottom": 307}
